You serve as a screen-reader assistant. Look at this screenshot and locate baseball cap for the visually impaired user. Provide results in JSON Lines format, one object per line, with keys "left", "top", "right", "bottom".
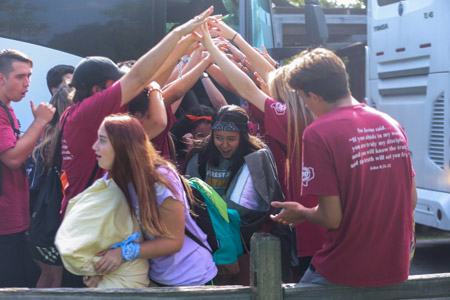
{"left": 70, "top": 56, "right": 125, "bottom": 89}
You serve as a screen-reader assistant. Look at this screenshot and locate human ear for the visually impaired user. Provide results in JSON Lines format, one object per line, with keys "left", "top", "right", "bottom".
{"left": 309, "top": 92, "right": 323, "bottom": 103}
{"left": 91, "top": 85, "right": 102, "bottom": 94}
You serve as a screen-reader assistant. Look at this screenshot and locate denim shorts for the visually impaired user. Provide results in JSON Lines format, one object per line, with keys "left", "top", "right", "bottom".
{"left": 299, "top": 264, "right": 336, "bottom": 285}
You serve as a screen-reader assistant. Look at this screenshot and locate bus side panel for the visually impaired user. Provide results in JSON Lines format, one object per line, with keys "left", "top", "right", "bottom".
{"left": 370, "top": 73, "right": 450, "bottom": 192}
{"left": 368, "top": 0, "right": 450, "bottom": 229}
{"left": 368, "top": 0, "right": 450, "bottom": 81}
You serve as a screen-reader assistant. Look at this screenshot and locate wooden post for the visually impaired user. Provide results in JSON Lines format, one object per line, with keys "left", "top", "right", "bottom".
{"left": 250, "top": 233, "right": 282, "bottom": 300}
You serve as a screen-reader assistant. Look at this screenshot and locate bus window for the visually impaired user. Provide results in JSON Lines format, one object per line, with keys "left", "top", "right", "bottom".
{"left": 0, "top": 0, "right": 153, "bottom": 62}
{"left": 250, "top": 0, "right": 274, "bottom": 49}
{"left": 377, "top": 0, "right": 401, "bottom": 6}
{"left": 0, "top": 0, "right": 274, "bottom": 129}
{"left": 0, "top": 0, "right": 271, "bottom": 62}
{"left": 165, "top": 0, "right": 233, "bottom": 33}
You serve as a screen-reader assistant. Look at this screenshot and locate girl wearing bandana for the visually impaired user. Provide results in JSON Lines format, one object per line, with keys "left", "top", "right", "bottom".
{"left": 184, "top": 105, "right": 285, "bottom": 285}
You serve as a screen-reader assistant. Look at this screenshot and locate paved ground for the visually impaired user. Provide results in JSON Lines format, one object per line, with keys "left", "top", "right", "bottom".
{"left": 410, "top": 238, "right": 450, "bottom": 275}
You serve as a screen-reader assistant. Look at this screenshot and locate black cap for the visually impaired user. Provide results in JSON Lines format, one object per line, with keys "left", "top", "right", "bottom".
{"left": 70, "top": 56, "right": 125, "bottom": 89}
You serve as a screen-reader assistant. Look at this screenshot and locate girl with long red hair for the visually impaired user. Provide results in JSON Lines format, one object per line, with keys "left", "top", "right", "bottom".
{"left": 88, "top": 114, "right": 217, "bottom": 286}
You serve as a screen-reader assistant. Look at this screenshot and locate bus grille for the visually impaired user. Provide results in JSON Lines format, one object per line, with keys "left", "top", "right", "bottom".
{"left": 428, "top": 92, "right": 445, "bottom": 169}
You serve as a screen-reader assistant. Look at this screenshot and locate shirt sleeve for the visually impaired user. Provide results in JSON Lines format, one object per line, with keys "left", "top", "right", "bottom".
{"left": 0, "top": 108, "right": 17, "bottom": 153}
{"left": 155, "top": 166, "right": 185, "bottom": 206}
{"left": 263, "top": 98, "right": 289, "bottom": 146}
{"left": 248, "top": 102, "right": 265, "bottom": 122}
{"left": 70, "top": 80, "right": 124, "bottom": 128}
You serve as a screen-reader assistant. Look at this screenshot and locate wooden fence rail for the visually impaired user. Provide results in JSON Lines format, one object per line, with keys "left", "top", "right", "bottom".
{"left": 1, "top": 233, "right": 450, "bottom": 300}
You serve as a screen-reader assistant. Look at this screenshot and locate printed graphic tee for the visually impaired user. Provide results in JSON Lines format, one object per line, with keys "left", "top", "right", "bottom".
{"left": 303, "top": 104, "right": 414, "bottom": 287}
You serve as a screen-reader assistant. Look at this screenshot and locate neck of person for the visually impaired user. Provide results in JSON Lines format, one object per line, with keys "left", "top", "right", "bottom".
{"left": 0, "top": 95, "right": 11, "bottom": 107}
{"left": 323, "top": 95, "right": 359, "bottom": 115}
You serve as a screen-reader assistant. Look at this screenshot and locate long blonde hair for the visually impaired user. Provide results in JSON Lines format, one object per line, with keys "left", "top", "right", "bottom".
{"left": 32, "top": 84, "right": 73, "bottom": 169}
{"left": 268, "top": 67, "right": 313, "bottom": 187}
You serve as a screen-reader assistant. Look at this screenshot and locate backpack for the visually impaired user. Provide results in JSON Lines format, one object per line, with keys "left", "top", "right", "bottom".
{"left": 26, "top": 108, "right": 99, "bottom": 265}
{"left": 25, "top": 145, "right": 45, "bottom": 213}
{"left": 181, "top": 176, "right": 243, "bottom": 276}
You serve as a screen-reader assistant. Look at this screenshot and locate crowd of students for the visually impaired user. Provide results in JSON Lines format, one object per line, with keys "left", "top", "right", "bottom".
{"left": 1, "top": 6, "right": 416, "bottom": 289}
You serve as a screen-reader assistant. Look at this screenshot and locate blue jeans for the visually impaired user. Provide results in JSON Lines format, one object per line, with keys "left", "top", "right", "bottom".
{"left": 299, "top": 265, "right": 336, "bottom": 285}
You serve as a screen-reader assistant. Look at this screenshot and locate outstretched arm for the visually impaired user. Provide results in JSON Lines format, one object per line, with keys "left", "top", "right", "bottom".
{"left": 209, "top": 17, "right": 275, "bottom": 83}
{"left": 162, "top": 53, "right": 213, "bottom": 107}
{"left": 200, "top": 23, "right": 267, "bottom": 112}
{"left": 142, "top": 82, "right": 168, "bottom": 139}
{"left": 119, "top": 6, "right": 213, "bottom": 107}
{"left": 201, "top": 73, "right": 228, "bottom": 110}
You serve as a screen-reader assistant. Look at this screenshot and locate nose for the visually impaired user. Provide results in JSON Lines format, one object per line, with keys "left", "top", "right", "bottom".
{"left": 92, "top": 140, "right": 98, "bottom": 151}
{"left": 24, "top": 76, "right": 31, "bottom": 87}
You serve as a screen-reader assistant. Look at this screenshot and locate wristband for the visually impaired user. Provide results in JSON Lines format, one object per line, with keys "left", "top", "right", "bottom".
{"left": 121, "top": 242, "right": 140, "bottom": 261}
{"left": 110, "top": 232, "right": 141, "bottom": 261}
{"left": 231, "top": 32, "right": 238, "bottom": 43}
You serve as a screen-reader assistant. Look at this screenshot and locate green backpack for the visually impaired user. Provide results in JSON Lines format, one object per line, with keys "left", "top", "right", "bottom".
{"left": 182, "top": 177, "right": 243, "bottom": 275}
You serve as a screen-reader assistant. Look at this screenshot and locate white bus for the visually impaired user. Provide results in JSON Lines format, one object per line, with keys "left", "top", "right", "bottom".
{"left": 0, "top": 0, "right": 275, "bottom": 130}
{"left": 366, "top": 0, "right": 450, "bottom": 230}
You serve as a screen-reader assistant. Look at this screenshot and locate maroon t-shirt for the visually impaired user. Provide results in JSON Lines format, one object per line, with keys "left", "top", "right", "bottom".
{"left": 0, "top": 105, "right": 29, "bottom": 234}
{"left": 60, "top": 81, "right": 125, "bottom": 215}
{"left": 249, "top": 98, "right": 326, "bottom": 257}
{"left": 304, "top": 104, "right": 414, "bottom": 286}
{"left": 151, "top": 106, "right": 176, "bottom": 161}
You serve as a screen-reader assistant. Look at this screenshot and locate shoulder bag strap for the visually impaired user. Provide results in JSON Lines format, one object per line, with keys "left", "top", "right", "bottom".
{"left": 50, "top": 108, "right": 71, "bottom": 172}
{"left": 0, "top": 102, "right": 21, "bottom": 196}
{"left": 185, "top": 228, "right": 213, "bottom": 255}
{"left": 179, "top": 174, "right": 213, "bottom": 255}
{"left": 0, "top": 101, "right": 21, "bottom": 138}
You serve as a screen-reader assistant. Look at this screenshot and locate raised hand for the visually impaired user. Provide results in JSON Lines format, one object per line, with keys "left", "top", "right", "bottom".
{"left": 175, "top": 6, "right": 214, "bottom": 37}
{"left": 30, "top": 100, "right": 55, "bottom": 124}
{"left": 255, "top": 45, "right": 278, "bottom": 68}
{"left": 199, "top": 23, "right": 216, "bottom": 51}
{"left": 254, "top": 72, "right": 270, "bottom": 96}
{"left": 207, "top": 16, "right": 236, "bottom": 40}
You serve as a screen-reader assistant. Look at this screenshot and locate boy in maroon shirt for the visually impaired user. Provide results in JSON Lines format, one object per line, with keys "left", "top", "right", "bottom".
{"left": 0, "top": 49, "right": 55, "bottom": 287}
{"left": 271, "top": 48, "right": 417, "bottom": 287}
